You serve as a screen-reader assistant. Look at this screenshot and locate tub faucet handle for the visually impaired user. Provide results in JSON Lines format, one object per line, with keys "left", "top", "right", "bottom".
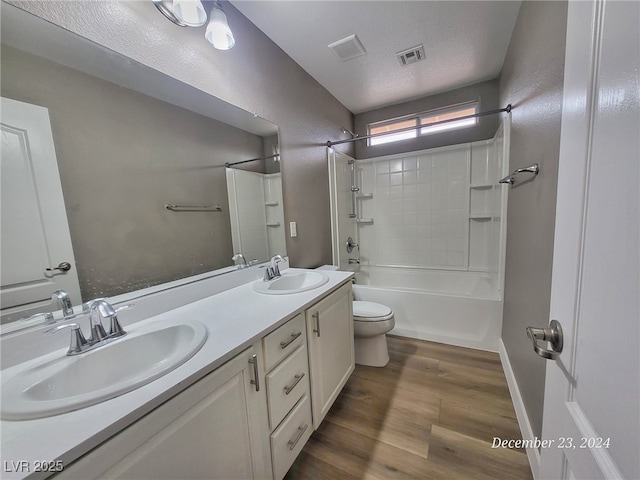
{"left": 346, "top": 237, "right": 359, "bottom": 254}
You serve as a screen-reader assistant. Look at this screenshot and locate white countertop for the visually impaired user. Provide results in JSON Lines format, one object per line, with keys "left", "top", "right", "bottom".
{"left": 0, "top": 268, "right": 352, "bottom": 480}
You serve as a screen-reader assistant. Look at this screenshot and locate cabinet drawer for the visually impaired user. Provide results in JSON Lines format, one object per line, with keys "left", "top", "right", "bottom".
{"left": 263, "top": 313, "right": 306, "bottom": 371}
{"left": 266, "top": 344, "right": 310, "bottom": 430}
{"left": 270, "top": 395, "right": 313, "bottom": 480}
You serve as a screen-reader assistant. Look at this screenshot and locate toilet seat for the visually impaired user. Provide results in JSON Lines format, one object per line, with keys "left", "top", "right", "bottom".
{"left": 353, "top": 301, "right": 394, "bottom": 322}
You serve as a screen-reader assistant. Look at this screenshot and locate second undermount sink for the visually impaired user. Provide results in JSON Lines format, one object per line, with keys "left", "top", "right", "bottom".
{"left": 1, "top": 320, "right": 208, "bottom": 421}
{"left": 253, "top": 270, "right": 329, "bottom": 295}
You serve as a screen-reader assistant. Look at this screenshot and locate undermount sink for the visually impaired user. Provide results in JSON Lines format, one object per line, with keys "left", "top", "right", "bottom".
{"left": 1, "top": 320, "right": 208, "bottom": 420}
{"left": 253, "top": 270, "right": 329, "bottom": 295}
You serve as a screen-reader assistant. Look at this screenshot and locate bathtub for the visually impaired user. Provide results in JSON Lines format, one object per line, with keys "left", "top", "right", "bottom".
{"left": 353, "top": 266, "right": 503, "bottom": 352}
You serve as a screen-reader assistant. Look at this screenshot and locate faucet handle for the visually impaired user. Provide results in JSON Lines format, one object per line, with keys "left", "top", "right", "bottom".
{"left": 18, "top": 312, "right": 55, "bottom": 324}
{"left": 108, "top": 315, "right": 126, "bottom": 338}
{"left": 260, "top": 265, "right": 275, "bottom": 281}
{"left": 46, "top": 323, "right": 88, "bottom": 355}
{"left": 270, "top": 254, "right": 285, "bottom": 278}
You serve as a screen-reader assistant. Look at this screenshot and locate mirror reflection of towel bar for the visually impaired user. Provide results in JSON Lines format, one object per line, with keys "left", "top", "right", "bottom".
{"left": 165, "top": 204, "right": 222, "bottom": 212}
{"left": 499, "top": 164, "right": 539, "bottom": 185}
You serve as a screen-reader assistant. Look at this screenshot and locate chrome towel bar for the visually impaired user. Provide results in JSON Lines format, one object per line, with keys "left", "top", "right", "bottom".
{"left": 499, "top": 163, "right": 539, "bottom": 185}
{"left": 165, "top": 204, "right": 222, "bottom": 212}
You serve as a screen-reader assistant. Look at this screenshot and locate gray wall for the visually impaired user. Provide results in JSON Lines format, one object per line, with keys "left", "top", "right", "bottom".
{"left": 7, "top": 0, "right": 354, "bottom": 270}
{"left": 499, "top": 0, "right": 568, "bottom": 439}
{"left": 1, "top": 45, "right": 266, "bottom": 299}
{"left": 354, "top": 79, "right": 499, "bottom": 159}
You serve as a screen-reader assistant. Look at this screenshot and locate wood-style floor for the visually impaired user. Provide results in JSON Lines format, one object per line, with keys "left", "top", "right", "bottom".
{"left": 285, "top": 335, "right": 533, "bottom": 480}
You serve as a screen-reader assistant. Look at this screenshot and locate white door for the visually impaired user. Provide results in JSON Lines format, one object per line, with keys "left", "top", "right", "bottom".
{"left": 1, "top": 97, "right": 81, "bottom": 322}
{"left": 538, "top": 1, "right": 639, "bottom": 479}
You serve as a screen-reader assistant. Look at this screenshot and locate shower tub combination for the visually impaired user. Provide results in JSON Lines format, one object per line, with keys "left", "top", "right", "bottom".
{"left": 352, "top": 266, "right": 502, "bottom": 352}
{"left": 328, "top": 117, "right": 510, "bottom": 353}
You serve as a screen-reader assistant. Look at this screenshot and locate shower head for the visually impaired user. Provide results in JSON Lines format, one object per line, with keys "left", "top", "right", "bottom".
{"left": 342, "top": 128, "right": 359, "bottom": 139}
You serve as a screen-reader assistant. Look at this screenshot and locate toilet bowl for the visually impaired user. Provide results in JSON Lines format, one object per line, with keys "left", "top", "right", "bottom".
{"left": 353, "top": 300, "right": 395, "bottom": 367}
{"left": 315, "top": 265, "right": 395, "bottom": 367}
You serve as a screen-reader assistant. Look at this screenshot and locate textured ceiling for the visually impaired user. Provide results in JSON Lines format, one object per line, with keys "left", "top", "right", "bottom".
{"left": 231, "top": 1, "right": 521, "bottom": 114}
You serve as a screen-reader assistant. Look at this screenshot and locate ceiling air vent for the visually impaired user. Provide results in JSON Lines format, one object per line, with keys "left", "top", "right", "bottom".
{"left": 396, "top": 45, "right": 426, "bottom": 66}
{"left": 328, "top": 34, "right": 367, "bottom": 62}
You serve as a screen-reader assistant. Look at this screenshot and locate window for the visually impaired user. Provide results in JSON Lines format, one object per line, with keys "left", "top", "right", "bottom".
{"left": 368, "top": 102, "right": 479, "bottom": 146}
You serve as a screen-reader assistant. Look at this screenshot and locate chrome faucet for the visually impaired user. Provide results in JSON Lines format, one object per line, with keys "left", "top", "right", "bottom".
{"left": 232, "top": 253, "right": 248, "bottom": 269}
{"left": 270, "top": 255, "right": 285, "bottom": 277}
{"left": 261, "top": 255, "right": 285, "bottom": 281}
{"left": 51, "top": 290, "right": 74, "bottom": 317}
{"left": 47, "top": 299, "right": 126, "bottom": 356}
{"left": 88, "top": 299, "right": 125, "bottom": 342}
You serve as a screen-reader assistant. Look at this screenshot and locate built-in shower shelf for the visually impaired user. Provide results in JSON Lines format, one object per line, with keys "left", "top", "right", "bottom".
{"left": 356, "top": 193, "right": 373, "bottom": 199}
{"left": 470, "top": 183, "right": 493, "bottom": 189}
{"left": 356, "top": 218, "right": 374, "bottom": 224}
{"left": 266, "top": 222, "right": 281, "bottom": 227}
{"left": 265, "top": 201, "right": 279, "bottom": 206}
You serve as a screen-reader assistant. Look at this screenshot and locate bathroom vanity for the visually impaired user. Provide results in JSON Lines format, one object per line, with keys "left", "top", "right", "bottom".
{"left": 0, "top": 268, "right": 354, "bottom": 480}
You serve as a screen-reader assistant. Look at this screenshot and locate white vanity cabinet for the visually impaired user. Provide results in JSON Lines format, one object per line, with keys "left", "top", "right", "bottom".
{"left": 45, "top": 276, "right": 354, "bottom": 480}
{"left": 305, "top": 282, "right": 354, "bottom": 428}
{"left": 57, "top": 345, "right": 271, "bottom": 480}
{"left": 262, "top": 313, "right": 313, "bottom": 480}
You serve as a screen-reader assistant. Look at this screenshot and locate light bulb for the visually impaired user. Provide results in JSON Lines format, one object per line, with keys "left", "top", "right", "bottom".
{"left": 205, "top": 6, "right": 235, "bottom": 50}
{"left": 173, "top": 0, "right": 207, "bottom": 27}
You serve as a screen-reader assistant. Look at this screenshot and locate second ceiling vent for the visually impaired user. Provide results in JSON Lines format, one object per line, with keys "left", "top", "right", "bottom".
{"left": 396, "top": 45, "right": 426, "bottom": 66}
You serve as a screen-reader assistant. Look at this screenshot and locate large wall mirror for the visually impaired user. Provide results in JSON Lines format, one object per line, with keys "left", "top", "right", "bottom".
{"left": 0, "top": 3, "right": 286, "bottom": 329}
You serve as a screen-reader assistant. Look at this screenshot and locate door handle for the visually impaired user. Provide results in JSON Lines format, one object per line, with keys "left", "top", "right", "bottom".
{"left": 46, "top": 262, "right": 72, "bottom": 272}
{"left": 526, "top": 320, "right": 563, "bottom": 360}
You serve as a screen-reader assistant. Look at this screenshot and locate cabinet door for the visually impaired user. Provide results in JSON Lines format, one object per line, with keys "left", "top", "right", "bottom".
{"left": 59, "top": 346, "right": 271, "bottom": 480}
{"left": 305, "top": 283, "right": 354, "bottom": 428}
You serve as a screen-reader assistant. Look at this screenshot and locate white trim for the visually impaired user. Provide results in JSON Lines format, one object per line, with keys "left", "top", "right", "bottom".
{"left": 498, "top": 339, "right": 540, "bottom": 479}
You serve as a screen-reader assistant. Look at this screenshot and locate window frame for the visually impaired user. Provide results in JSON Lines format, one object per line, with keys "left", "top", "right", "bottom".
{"left": 367, "top": 101, "right": 479, "bottom": 147}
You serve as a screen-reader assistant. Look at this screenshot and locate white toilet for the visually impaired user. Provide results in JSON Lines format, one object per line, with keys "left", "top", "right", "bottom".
{"left": 317, "top": 266, "right": 395, "bottom": 367}
{"left": 352, "top": 300, "right": 395, "bottom": 367}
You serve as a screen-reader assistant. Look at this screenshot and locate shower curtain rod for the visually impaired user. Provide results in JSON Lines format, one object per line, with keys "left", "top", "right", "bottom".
{"left": 326, "top": 104, "right": 512, "bottom": 147}
{"left": 225, "top": 154, "right": 280, "bottom": 168}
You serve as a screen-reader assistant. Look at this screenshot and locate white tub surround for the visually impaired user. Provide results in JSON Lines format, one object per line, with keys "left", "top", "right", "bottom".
{"left": 328, "top": 120, "right": 510, "bottom": 353}
{"left": 0, "top": 268, "right": 353, "bottom": 480}
{"left": 354, "top": 267, "right": 502, "bottom": 352}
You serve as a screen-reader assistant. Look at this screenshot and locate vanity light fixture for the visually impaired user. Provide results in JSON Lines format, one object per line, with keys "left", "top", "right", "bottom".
{"left": 205, "top": 1, "right": 235, "bottom": 50}
{"left": 152, "top": 0, "right": 235, "bottom": 50}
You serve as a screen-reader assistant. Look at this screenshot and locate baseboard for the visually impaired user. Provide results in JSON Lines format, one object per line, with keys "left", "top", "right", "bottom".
{"left": 498, "top": 339, "right": 541, "bottom": 479}
{"left": 390, "top": 327, "right": 498, "bottom": 353}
